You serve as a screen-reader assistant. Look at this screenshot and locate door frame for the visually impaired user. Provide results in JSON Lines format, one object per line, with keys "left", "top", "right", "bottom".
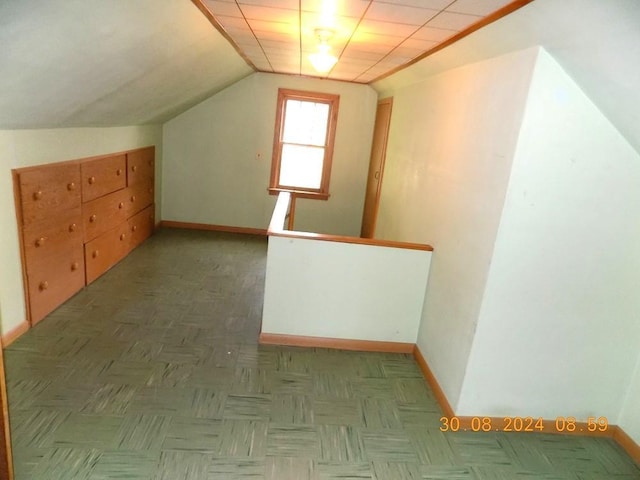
{"left": 360, "top": 97, "right": 393, "bottom": 238}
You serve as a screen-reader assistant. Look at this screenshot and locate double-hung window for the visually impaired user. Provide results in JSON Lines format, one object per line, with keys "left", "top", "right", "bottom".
{"left": 269, "top": 89, "right": 340, "bottom": 199}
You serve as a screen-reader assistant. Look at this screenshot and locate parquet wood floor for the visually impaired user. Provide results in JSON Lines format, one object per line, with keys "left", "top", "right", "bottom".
{"left": 5, "top": 229, "right": 639, "bottom": 479}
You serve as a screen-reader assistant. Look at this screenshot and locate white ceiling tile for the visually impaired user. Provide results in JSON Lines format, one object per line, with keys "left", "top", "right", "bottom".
{"left": 426, "top": 11, "right": 481, "bottom": 31}
{"left": 237, "top": 0, "right": 299, "bottom": 9}
{"left": 400, "top": 37, "right": 439, "bottom": 51}
{"left": 216, "top": 16, "right": 250, "bottom": 30}
{"left": 253, "top": 29, "right": 298, "bottom": 42}
{"left": 203, "top": 0, "right": 243, "bottom": 17}
{"left": 239, "top": 45, "right": 266, "bottom": 56}
{"left": 376, "top": 55, "right": 410, "bottom": 66}
{"left": 203, "top": 0, "right": 528, "bottom": 84}
{"left": 351, "top": 30, "right": 406, "bottom": 48}
{"left": 411, "top": 25, "right": 456, "bottom": 42}
{"left": 447, "top": 0, "right": 513, "bottom": 17}
{"left": 357, "top": 19, "right": 418, "bottom": 37}
{"left": 233, "top": 36, "right": 261, "bottom": 49}
{"left": 391, "top": 45, "right": 430, "bottom": 59}
{"left": 301, "top": 0, "right": 371, "bottom": 18}
{"left": 262, "top": 44, "right": 300, "bottom": 55}
{"left": 366, "top": 3, "right": 439, "bottom": 26}
{"left": 300, "top": 13, "right": 359, "bottom": 42}
{"left": 376, "top": 0, "right": 452, "bottom": 8}
{"left": 246, "top": 18, "right": 298, "bottom": 34}
{"left": 240, "top": 5, "right": 299, "bottom": 24}
{"left": 340, "top": 48, "right": 387, "bottom": 62}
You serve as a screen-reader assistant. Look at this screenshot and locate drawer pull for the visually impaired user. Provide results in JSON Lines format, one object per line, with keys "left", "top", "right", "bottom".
{"left": 118, "top": 202, "right": 124, "bottom": 209}
{"left": 117, "top": 168, "right": 123, "bottom": 176}
{"left": 131, "top": 225, "right": 137, "bottom": 232}
{"left": 130, "top": 195, "right": 136, "bottom": 202}
{"left": 33, "top": 190, "right": 43, "bottom": 200}
{"left": 89, "top": 214, "right": 97, "bottom": 223}
{"left": 131, "top": 165, "right": 138, "bottom": 172}
{"left": 92, "top": 250, "right": 99, "bottom": 258}
{"left": 69, "top": 223, "right": 77, "bottom": 232}
{"left": 39, "top": 281, "right": 49, "bottom": 291}
{"left": 71, "top": 262, "right": 79, "bottom": 271}
{"left": 35, "top": 237, "right": 45, "bottom": 247}
{"left": 67, "top": 182, "right": 76, "bottom": 191}
{"left": 88, "top": 176, "right": 96, "bottom": 184}
{"left": 120, "top": 233, "right": 126, "bottom": 241}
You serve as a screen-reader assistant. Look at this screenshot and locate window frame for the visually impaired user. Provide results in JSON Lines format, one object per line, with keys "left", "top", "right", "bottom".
{"left": 269, "top": 88, "right": 340, "bottom": 200}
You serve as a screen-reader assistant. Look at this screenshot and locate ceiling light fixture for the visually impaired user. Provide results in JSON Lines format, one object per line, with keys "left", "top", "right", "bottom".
{"left": 309, "top": 28, "right": 338, "bottom": 73}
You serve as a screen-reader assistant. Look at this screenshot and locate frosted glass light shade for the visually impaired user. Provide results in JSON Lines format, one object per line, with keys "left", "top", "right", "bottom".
{"left": 309, "top": 45, "right": 337, "bottom": 73}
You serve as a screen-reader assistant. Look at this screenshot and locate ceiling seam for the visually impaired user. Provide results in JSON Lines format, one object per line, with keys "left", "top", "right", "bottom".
{"left": 368, "top": 0, "right": 537, "bottom": 84}
{"left": 190, "top": 0, "right": 258, "bottom": 71}
{"left": 353, "top": 0, "right": 458, "bottom": 83}
{"left": 235, "top": 0, "right": 275, "bottom": 73}
{"left": 328, "top": 0, "right": 374, "bottom": 82}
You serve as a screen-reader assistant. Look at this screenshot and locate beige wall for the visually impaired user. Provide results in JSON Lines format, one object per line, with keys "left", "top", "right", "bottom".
{"left": 0, "top": 126, "right": 162, "bottom": 336}
{"left": 375, "top": 48, "right": 538, "bottom": 408}
{"left": 162, "top": 72, "right": 377, "bottom": 236}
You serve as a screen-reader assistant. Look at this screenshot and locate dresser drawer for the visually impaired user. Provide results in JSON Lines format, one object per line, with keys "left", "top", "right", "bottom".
{"left": 17, "top": 163, "right": 81, "bottom": 225}
{"left": 84, "top": 223, "right": 129, "bottom": 284}
{"left": 125, "top": 181, "right": 154, "bottom": 218}
{"left": 127, "top": 205, "right": 155, "bottom": 252}
{"left": 127, "top": 147, "right": 155, "bottom": 186}
{"left": 27, "top": 246, "right": 85, "bottom": 324}
{"left": 22, "top": 207, "right": 83, "bottom": 273}
{"left": 81, "top": 154, "right": 127, "bottom": 202}
{"left": 82, "top": 189, "right": 129, "bottom": 242}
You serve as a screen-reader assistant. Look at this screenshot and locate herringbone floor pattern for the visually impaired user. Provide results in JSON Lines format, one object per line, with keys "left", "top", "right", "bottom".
{"left": 4, "top": 228, "right": 640, "bottom": 479}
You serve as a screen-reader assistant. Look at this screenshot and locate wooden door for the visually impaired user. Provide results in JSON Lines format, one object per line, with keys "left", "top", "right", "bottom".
{"left": 360, "top": 97, "right": 393, "bottom": 238}
{"left": 0, "top": 344, "right": 14, "bottom": 479}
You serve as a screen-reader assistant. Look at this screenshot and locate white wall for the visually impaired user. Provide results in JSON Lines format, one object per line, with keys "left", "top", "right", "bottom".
{"left": 262, "top": 236, "right": 431, "bottom": 343}
{"left": 375, "top": 48, "right": 538, "bottom": 409}
{"left": 619, "top": 354, "right": 640, "bottom": 445}
{"left": 0, "top": 126, "right": 162, "bottom": 336}
{"left": 457, "top": 50, "right": 640, "bottom": 425}
{"left": 162, "top": 72, "right": 377, "bottom": 236}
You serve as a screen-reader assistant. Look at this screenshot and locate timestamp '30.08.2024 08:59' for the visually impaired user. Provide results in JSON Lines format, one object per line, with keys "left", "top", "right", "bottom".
{"left": 439, "top": 416, "right": 609, "bottom": 433}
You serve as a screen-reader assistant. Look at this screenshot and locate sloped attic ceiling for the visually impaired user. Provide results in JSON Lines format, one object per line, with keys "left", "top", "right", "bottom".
{"left": 373, "top": 0, "right": 640, "bottom": 154}
{"left": 0, "top": 0, "right": 253, "bottom": 128}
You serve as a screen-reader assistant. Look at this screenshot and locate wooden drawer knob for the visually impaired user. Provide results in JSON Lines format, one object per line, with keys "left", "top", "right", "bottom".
{"left": 88, "top": 176, "right": 96, "bottom": 184}
{"left": 69, "top": 223, "right": 77, "bottom": 232}
{"left": 120, "top": 233, "right": 126, "bottom": 241}
{"left": 35, "top": 237, "right": 45, "bottom": 247}
{"left": 67, "top": 182, "right": 76, "bottom": 191}
{"left": 33, "top": 190, "right": 43, "bottom": 200}
{"left": 130, "top": 195, "right": 136, "bottom": 202}
{"left": 92, "top": 250, "right": 99, "bottom": 258}
{"left": 39, "top": 281, "right": 49, "bottom": 291}
{"left": 71, "top": 262, "right": 79, "bottom": 271}
{"left": 89, "top": 214, "right": 97, "bottom": 223}
{"left": 131, "top": 165, "right": 138, "bottom": 172}
{"left": 117, "top": 168, "right": 123, "bottom": 176}
{"left": 118, "top": 202, "right": 124, "bottom": 209}
{"left": 131, "top": 225, "right": 137, "bottom": 232}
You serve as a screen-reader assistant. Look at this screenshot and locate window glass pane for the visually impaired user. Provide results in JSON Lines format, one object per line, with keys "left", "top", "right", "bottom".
{"left": 279, "top": 144, "right": 324, "bottom": 189}
{"left": 282, "top": 100, "right": 329, "bottom": 146}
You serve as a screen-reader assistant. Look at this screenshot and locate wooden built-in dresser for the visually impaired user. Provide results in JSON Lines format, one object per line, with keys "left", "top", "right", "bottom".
{"left": 12, "top": 146, "right": 156, "bottom": 325}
